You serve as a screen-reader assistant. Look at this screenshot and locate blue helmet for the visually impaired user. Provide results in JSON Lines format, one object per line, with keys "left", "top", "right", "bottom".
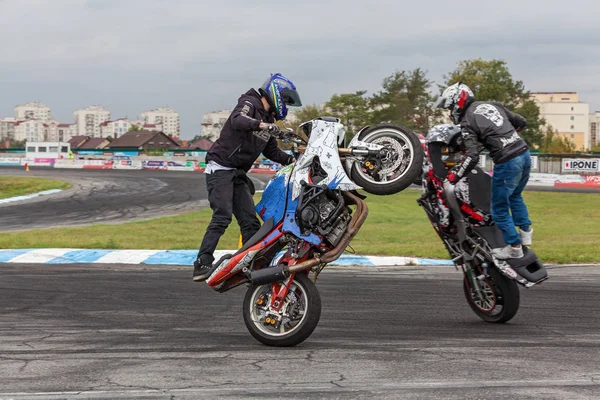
{"left": 259, "top": 73, "right": 302, "bottom": 120}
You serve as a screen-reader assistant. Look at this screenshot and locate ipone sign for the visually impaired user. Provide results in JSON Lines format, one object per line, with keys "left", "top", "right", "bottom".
{"left": 563, "top": 159, "right": 600, "bottom": 172}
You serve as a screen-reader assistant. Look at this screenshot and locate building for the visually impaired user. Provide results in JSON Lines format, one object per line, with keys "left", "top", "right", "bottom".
{"left": 130, "top": 119, "right": 145, "bottom": 129}
{"left": 74, "top": 106, "right": 111, "bottom": 138}
{"left": 142, "top": 123, "right": 163, "bottom": 132}
{"left": 188, "top": 138, "right": 214, "bottom": 151}
{"left": 57, "top": 123, "right": 76, "bottom": 142}
{"left": 0, "top": 118, "right": 17, "bottom": 140}
{"left": 107, "top": 130, "right": 179, "bottom": 150}
{"left": 14, "top": 102, "right": 52, "bottom": 121}
{"left": 25, "top": 142, "right": 70, "bottom": 159}
{"left": 531, "top": 92, "right": 591, "bottom": 150}
{"left": 68, "top": 136, "right": 109, "bottom": 150}
{"left": 140, "top": 108, "right": 180, "bottom": 138}
{"left": 590, "top": 111, "right": 600, "bottom": 149}
{"left": 43, "top": 120, "right": 60, "bottom": 142}
{"left": 14, "top": 119, "right": 46, "bottom": 142}
{"left": 200, "top": 109, "right": 230, "bottom": 141}
{"left": 100, "top": 118, "right": 132, "bottom": 139}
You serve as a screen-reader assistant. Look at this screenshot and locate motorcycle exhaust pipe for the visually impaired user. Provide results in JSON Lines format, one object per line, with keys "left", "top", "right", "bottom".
{"left": 250, "top": 257, "right": 323, "bottom": 285}
{"left": 250, "top": 264, "right": 288, "bottom": 285}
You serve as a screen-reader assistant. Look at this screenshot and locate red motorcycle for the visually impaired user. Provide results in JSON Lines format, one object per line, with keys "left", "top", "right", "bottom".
{"left": 417, "top": 124, "right": 548, "bottom": 323}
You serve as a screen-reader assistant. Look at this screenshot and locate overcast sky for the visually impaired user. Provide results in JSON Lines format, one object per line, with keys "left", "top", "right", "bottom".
{"left": 1, "top": 0, "right": 598, "bottom": 139}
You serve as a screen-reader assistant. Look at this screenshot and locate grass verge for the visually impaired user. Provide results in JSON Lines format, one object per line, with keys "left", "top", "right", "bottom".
{"left": 0, "top": 176, "right": 71, "bottom": 200}
{"left": 0, "top": 189, "right": 598, "bottom": 264}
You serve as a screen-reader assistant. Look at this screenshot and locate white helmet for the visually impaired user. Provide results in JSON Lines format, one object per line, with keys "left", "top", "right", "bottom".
{"left": 434, "top": 82, "right": 474, "bottom": 124}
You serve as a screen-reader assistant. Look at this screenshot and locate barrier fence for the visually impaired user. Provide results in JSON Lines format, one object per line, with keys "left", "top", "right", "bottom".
{"left": 2, "top": 156, "right": 600, "bottom": 188}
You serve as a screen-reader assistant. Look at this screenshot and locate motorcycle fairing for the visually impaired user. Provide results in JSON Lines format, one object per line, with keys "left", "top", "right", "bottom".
{"left": 291, "top": 119, "right": 360, "bottom": 200}
{"left": 473, "top": 226, "right": 548, "bottom": 286}
{"left": 206, "top": 222, "right": 285, "bottom": 290}
{"left": 256, "top": 164, "right": 294, "bottom": 223}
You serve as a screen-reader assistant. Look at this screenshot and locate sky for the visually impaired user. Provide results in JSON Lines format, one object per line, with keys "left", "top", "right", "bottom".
{"left": 1, "top": 0, "right": 598, "bottom": 139}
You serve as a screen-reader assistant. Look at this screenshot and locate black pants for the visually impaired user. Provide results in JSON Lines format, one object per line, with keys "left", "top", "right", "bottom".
{"left": 197, "top": 169, "right": 260, "bottom": 265}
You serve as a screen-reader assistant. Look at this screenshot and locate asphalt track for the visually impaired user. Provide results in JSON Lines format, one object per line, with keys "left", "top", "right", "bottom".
{"left": 0, "top": 167, "right": 597, "bottom": 232}
{"left": 0, "top": 168, "right": 269, "bottom": 232}
{"left": 0, "top": 264, "right": 599, "bottom": 399}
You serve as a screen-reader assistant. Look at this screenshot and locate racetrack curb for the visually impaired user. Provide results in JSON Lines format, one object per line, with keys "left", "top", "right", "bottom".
{"left": 0, "top": 249, "right": 454, "bottom": 267}
{"left": 0, "top": 189, "right": 63, "bottom": 205}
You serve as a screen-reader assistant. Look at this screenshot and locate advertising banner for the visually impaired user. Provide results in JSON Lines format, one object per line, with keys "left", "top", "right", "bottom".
{"left": 562, "top": 158, "right": 600, "bottom": 172}
{"left": 0, "top": 158, "right": 23, "bottom": 166}
{"left": 142, "top": 160, "right": 168, "bottom": 170}
{"left": 83, "top": 160, "right": 113, "bottom": 169}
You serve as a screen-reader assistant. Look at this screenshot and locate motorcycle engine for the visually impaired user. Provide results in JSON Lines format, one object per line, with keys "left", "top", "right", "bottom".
{"left": 296, "top": 184, "right": 351, "bottom": 247}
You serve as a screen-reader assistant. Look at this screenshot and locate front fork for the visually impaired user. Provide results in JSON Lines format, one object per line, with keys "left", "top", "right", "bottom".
{"left": 269, "top": 273, "right": 296, "bottom": 311}
{"left": 463, "top": 262, "right": 489, "bottom": 302}
{"left": 257, "top": 273, "right": 297, "bottom": 329}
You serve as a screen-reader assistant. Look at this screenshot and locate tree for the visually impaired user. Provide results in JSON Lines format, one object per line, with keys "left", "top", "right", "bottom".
{"left": 538, "top": 126, "right": 576, "bottom": 154}
{"left": 290, "top": 104, "right": 324, "bottom": 125}
{"left": 106, "top": 136, "right": 113, "bottom": 142}
{"left": 129, "top": 124, "right": 142, "bottom": 132}
{"left": 325, "top": 90, "right": 371, "bottom": 140}
{"left": 444, "top": 59, "right": 544, "bottom": 148}
{"left": 370, "top": 68, "right": 441, "bottom": 134}
{"left": 8, "top": 138, "right": 26, "bottom": 148}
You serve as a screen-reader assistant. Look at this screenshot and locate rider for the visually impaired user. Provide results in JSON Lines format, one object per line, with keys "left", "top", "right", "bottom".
{"left": 435, "top": 82, "right": 532, "bottom": 259}
{"left": 193, "top": 73, "right": 301, "bottom": 281}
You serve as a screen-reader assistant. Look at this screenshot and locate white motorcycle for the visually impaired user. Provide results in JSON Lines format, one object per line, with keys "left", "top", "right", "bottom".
{"left": 206, "top": 117, "right": 424, "bottom": 346}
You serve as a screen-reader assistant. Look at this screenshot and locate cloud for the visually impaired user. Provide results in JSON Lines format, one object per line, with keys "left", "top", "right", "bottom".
{"left": 1, "top": 0, "right": 599, "bottom": 138}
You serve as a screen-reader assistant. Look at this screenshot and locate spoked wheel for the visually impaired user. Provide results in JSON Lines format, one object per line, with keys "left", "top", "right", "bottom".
{"left": 350, "top": 123, "right": 423, "bottom": 195}
{"left": 243, "top": 273, "right": 321, "bottom": 347}
{"left": 463, "top": 267, "right": 520, "bottom": 323}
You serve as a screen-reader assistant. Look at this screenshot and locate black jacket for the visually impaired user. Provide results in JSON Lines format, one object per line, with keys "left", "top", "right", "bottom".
{"left": 455, "top": 101, "right": 528, "bottom": 179}
{"left": 205, "top": 89, "right": 293, "bottom": 172}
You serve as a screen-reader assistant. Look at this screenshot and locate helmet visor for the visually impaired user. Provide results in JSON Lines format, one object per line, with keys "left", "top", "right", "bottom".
{"left": 280, "top": 88, "right": 302, "bottom": 107}
{"left": 433, "top": 95, "right": 447, "bottom": 109}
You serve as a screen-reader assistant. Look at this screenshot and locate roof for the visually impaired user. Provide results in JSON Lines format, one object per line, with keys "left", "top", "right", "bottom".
{"left": 68, "top": 136, "right": 91, "bottom": 149}
{"left": 14, "top": 119, "right": 42, "bottom": 126}
{"left": 144, "top": 124, "right": 157, "bottom": 127}
{"left": 79, "top": 137, "right": 108, "bottom": 149}
{"left": 100, "top": 118, "right": 128, "bottom": 126}
{"left": 189, "top": 138, "right": 214, "bottom": 150}
{"left": 107, "top": 130, "right": 179, "bottom": 148}
{"left": 58, "top": 123, "right": 72, "bottom": 127}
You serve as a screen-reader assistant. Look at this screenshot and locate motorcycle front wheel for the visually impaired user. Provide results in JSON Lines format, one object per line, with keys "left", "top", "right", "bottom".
{"left": 350, "top": 123, "right": 423, "bottom": 195}
{"left": 243, "top": 272, "right": 321, "bottom": 347}
{"left": 463, "top": 267, "right": 520, "bottom": 323}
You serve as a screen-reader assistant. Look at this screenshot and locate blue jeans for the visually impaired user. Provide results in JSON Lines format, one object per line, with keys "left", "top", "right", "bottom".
{"left": 491, "top": 151, "right": 532, "bottom": 246}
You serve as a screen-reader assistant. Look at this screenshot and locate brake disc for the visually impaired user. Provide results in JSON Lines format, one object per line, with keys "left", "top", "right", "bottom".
{"left": 371, "top": 137, "right": 405, "bottom": 176}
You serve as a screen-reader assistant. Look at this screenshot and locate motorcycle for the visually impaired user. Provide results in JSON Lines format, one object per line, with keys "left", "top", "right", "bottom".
{"left": 417, "top": 124, "right": 548, "bottom": 323}
{"left": 205, "top": 117, "right": 423, "bottom": 346}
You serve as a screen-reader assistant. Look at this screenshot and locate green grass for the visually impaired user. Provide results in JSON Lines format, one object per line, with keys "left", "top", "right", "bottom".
{"left": 0, "top": 189, "right": 598, "bottom": 264}
{"left": 0, "top": 176, "right": 71, "bottom": 200}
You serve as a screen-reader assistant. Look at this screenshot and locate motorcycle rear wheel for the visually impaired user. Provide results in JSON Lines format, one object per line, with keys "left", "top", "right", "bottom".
{"left": 350, "top": 123, "right": 423, "bottom": 195}
{"left": 243, "top": 272, "right": 321, "bottom": 347}
{"left": 463, "top": 267, "right": 520, "bottom": 323}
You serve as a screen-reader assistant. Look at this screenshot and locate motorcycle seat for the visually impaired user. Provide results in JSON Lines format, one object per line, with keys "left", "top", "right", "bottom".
{"left": 467, "top": 167, "right": 492, "bottom": 214}
{"left": 237, "top": 217, "right": 275, "bottom": 254}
